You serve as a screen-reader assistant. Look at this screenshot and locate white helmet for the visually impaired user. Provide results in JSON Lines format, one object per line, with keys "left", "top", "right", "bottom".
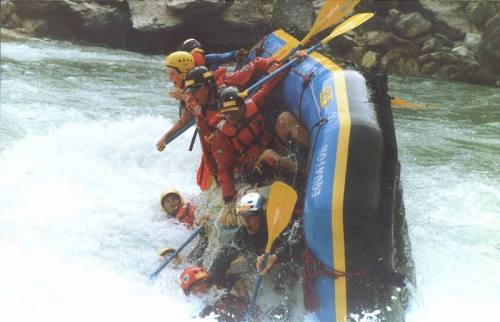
{"left": 236, "top": 192, "right": 265, "bottom": 216}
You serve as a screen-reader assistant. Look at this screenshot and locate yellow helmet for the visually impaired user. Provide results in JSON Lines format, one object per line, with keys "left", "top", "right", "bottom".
{"left": 164, "top": 51, "right": 195, "bottom": 77}
{"left": 160, "top": 189, "right": 184, "bottom": 212}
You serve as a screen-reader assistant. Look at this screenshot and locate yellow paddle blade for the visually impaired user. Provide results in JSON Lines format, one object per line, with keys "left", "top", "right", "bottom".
{"left": 321, "top": 12, "right": 374, "bottom": 45}
{"left": 271, "top": 29, "right": 300, "bottom": 61}
{"left": 301, "top": 0, "right": 361, "bottom": 46}
{"left": 265, "top": 181, "right": 297, "bottom": 253}
{"left": 391, "top": 97, "right": 437, "bottom": 110}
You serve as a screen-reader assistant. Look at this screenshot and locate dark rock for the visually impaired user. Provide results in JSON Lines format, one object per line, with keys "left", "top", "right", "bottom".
{"left": 70, "top": 2, "right": 131, "bottom": 47}
{"left": 465, "top": 1, "right": 497, "bottom": 29}
{"left": 418, "top": 52, "right": 460, "bottom": 66}
{"left": 327, "top": 34, "right": 356, "bottom": 54}
{"left": 128, "top": 0, "right": 182, "bottom": 32}
{"left": 361, "top": 50, "right": 380, "bottom": 70}
{"left": 380, "top": 49, "right": 406, "bottom": 73}
{"left": 350, "top": 46, "right": 366, "bottom": 62}
{"left": 478, "top": 13, "right": 500, "bottom": 77}
{"left": 222, "top": 0, "right": 273, "bottom": 28}
{"left": 166, "top": 0, "right": 228, "bottom": 16}
{"left": 434, "top": 32, "right": 454, "bottom": 47}
{"left": 21, "top": 19, "right": 48, "bottom": 36}
{"left": 392, "top": 33, "right": 420, "bottom": 51}
{"left": 1, "top": 1, "right": 15, "bottom": 23}
{"left": 451, "top": 45, "right": 478, "bottom": 66}
{"left": 5, "top": 12, "right": 21, "bottom": 28}
{"left": 420, "top": 61, "right": 440, "bottom": 75}
{"left": 436, "top": 64, "right": 463, "bottom": 80}
{"left": 363, "top": 31, "right": 393, "bottom": 51}
{"left": 433, "top": 21, "right": 465, "bottom": 41}
{"left": 388, "top": 8, "right": 401, "bottom": 19}
{"left": 485, "top": 12, "right": 500, "bottom": 31}
{"left": 419, "top": 0, "right": 478, "bottom": 33}
{"left": 463, "top": 32, "right": 481, "bottom": 55}
{"left": 0, "top": 26, "right": 28, "bottom": 41}
{"left": 272, "top": 0, "right": 313, "bottom": 38}
{"left": 394, "top": 12, "right": 432, "bottom": 39}
{"left": 8, "top": 0, "right": 131, "bottom": 47}
{"left": 421, "top": 37, "right": 443, "bottom": 54}
{"left": 401, "top": 58, "right": 419, "bottom": 75}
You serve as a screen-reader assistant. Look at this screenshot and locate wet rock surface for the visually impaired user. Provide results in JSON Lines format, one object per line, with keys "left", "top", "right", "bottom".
{"left": 1, "top": 0, "right": 498, "bottom": 86}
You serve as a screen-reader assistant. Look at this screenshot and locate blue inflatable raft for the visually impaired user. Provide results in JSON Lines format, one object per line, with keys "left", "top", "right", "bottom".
{"left": 248, "top": 30, "right": 413, "bottom": 321}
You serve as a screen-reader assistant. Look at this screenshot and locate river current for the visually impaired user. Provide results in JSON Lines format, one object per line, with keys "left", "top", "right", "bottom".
{"left": 1, "top": 39, "right": 498, "bottom": 322}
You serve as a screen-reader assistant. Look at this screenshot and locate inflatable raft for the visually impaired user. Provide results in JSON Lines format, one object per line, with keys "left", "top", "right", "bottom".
{"left": 247, "top": 30, "right": 414, "bottom": 321}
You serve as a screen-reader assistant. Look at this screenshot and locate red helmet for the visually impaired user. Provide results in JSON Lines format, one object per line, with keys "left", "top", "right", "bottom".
{"left": 179, "top": 266, "right": 209, "bottom": 295}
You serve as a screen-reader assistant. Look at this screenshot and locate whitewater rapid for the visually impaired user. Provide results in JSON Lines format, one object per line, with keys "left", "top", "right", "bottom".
{"left": 1, "top": 39, "right": 498, "bottom": 322}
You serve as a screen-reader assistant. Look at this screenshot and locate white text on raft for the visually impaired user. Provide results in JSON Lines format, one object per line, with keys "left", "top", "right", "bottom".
{"left": 311, "top": 144, "right": 329, "bottom": 198}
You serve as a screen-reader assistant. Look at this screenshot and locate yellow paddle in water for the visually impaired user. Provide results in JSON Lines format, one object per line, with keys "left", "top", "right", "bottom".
{"left": 273, "top": 0, "right": 361, "bottom": 61}
{"left": 390, "top": 97, "right": 437, "bottom": 110}
{"left": 245, "top": 181, "right": 298, "bottom": 319}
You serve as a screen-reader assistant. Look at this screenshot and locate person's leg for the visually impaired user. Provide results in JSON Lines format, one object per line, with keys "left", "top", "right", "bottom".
{"left": 274, "top": 112, "right": 309, "bottom": 148}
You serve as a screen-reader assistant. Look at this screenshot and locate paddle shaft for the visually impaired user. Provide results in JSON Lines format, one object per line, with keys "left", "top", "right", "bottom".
{"left": 245, "top": 253, "right": 269, "bottom": 320}
{"left": 164, "top": 118, "right": 195, "bottom": 146}
{"left": 246, "top": 42, "right": 321, "bottom": 96}
{"left": 149, "top": 226, "right": 203, "bottom": 280}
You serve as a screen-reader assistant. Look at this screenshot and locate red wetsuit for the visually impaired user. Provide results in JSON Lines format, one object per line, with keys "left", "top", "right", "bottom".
{"left": 213, "top": 57, "right": 275, "bottom": 89}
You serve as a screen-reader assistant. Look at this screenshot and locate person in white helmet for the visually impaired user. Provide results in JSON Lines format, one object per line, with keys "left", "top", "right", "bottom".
{"left": 208, "top": 191, "right": 304, "bottom": 319}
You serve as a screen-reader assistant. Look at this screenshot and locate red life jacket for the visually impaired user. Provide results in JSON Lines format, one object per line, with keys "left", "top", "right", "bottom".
{"left": 212, "top": 57, "right": 275, "bottom": 90}
{"left": 175, "top": 203, "right": 196, "bottom": 228}
{"left": 191, "top": 49, "right": 205, "bottom": 66}
{"left": 211, "top": 100, "right": 270, "bottom": 165}
{"left": 195, "top": 104, "right": 220, "bottom": 180}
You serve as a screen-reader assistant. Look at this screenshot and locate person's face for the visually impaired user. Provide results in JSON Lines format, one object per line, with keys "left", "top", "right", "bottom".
{"left": 162, "top": 194, "right": 182, "bottom": 216}
{"left": 190, "top": 279, "right": 211, "bottom": 296}
{"left": 243, "top": 215, "right": 261, "bottom": 236}
{"left": 223, "top": 109, "right": 244, "bottom": 125}
{"left": 189, "top": 84, "right": 210, "bottom": 106}
{"left": 166, "top": 67, "right": 183, "bottom": 87}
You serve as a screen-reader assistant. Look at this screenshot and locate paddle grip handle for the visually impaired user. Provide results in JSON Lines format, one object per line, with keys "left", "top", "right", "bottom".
{"left": 149, "top": 226, "right": 204, "bottom": 280}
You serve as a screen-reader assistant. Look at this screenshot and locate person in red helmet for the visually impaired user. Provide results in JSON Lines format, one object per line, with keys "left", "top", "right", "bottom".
{"left": 179, "top": 266, "right": 211, "bottom": 295}
{"left": 179, "top": 38, "right": 247, "bottom": 71}
{"left": 160, "top": 189, "right": 196, "bottom": 228}
{"left": 179, "top": 266, "right": 252, "bottom": 321}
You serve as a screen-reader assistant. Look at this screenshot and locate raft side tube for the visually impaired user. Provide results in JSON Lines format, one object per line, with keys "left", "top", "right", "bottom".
{"left": 251, "top": 30, "right": 408, "bottom": 321}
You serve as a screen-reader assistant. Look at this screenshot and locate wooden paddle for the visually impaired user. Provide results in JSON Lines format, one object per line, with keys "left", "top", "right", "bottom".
{"left": 273, "top": 0, "right": 361, "bottom": 61}
{"left": 149, "top": 225, "right": 204, "bottom": 280}
{"left": 244, "top": 12, "right": 375, "bottom": 97}
{"left": 245, "top": 181, "right": 298, "bottom": 319}
{"left": 390, "top": 97, "right": 436, "bottom": 110}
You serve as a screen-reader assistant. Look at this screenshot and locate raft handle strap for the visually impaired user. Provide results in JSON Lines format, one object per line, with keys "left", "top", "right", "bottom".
{"left": 302, "top": 249, "right": 382, "bottom": 312}
{"left": 189, "top": 128, "right": 198, "bottom": 151}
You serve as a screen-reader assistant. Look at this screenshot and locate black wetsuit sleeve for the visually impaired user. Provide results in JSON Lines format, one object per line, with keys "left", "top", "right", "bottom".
{"left": 208, "top": 229, "right": 245, "bottom": 286}
{"left": 272, "top": 218, "right": 304, "bottom": 263}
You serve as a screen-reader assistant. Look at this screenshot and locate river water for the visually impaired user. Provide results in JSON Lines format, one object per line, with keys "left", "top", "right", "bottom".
{"left": 1, "top": 39, "right": 498, "bottom": 322}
